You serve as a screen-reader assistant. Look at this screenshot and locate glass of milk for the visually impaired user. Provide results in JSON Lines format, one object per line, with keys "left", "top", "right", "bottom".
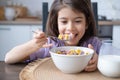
{"left": 98, "top": 40, "right": 120, "bottom": 78}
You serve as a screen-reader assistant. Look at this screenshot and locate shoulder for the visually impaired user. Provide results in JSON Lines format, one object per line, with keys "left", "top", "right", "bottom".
{"left": 82, "top": 36, "right": 101, "bottom": 45}
{"left": 88, "top": 37, "right": 101, "bottom": 43}
{"left": 84, "top": 36, "right": 102, "bottom": 54}
{"left": 87, "top": 36, "right": 102, "bottom": 47}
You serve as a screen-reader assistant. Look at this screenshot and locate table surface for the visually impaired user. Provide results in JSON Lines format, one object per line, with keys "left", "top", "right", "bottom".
{"left": 0, "top": 61, "right": 26, "bottom": 80}
{"left": 0, "top": 60, "right": 120, "bottom": 80}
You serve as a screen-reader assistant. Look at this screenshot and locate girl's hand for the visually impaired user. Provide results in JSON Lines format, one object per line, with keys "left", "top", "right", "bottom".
{"left": 84, "top": 44, "right": 98, "bottom": 72}
{"left": 33, "top": 30, "right": 53, "bottom": 48}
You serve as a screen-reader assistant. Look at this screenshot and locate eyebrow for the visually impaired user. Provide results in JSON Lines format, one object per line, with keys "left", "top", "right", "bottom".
{"left": 58, "top": 17, "right": 83, "bottom": 19}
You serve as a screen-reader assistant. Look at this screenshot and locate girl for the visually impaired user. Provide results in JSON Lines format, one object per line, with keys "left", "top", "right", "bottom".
{"left": 5, "top": 0, "right": 102, "bottom": 72}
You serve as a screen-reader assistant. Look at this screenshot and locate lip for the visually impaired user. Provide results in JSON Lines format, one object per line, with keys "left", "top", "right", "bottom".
{"left": 71, "top": 33, "right": 78, "bottom": 38}
{"left": 64, "top": 32, "right": 78, "bottom": 41}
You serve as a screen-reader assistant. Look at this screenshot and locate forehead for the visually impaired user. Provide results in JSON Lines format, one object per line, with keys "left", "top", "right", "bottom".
{"left": 58, "top": 7, "right": 85, "bottom": 18}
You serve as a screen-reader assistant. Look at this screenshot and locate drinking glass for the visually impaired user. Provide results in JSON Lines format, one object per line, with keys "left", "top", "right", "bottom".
{"left": 97, "top": 40, "right": 120, "bottom": 78}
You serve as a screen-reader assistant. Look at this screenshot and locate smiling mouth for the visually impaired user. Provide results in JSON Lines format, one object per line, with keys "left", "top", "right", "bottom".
{"left": 69, "top": 33, "right": 78, "bottom": 40}
{"left": 75, "top": 34, "right": 78, "bottom": 37}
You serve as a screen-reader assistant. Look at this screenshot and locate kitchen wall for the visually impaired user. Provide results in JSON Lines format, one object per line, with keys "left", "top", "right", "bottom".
{"left": 0, "top": 0, "right": 120, "bottom": 20}
{"left": 92, "top": 0, "right": 120, "bottom": 20}
{"left": 0, "top": 0, "right": 53, "bottom": 18}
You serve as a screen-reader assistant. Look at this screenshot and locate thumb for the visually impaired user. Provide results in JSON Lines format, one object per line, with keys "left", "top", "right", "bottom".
{"left": 88, "top": 44, "right": 97, "bottom": 64}
{"left": 88, "top": 44, "right": 94, "bottom": 49}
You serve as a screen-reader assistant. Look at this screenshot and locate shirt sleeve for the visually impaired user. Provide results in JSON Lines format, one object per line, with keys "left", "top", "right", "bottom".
{"left": 91, "top": 37, "right": 102, "bottom": 54}
{"left": 29, "top": 37, "right": 65, "bottom": 61}
{"left": 82, "top": 37, "right": 102, "bottom": 54}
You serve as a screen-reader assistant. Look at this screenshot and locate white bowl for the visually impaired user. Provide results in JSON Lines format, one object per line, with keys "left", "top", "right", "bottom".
{"left": 49, "top": 46, "right": 94, "bottom": 74}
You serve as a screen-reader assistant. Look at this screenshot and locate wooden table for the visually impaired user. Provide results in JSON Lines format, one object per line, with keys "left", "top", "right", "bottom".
{"left": 0, "top": 61, "right": 26, "bottom": 80}
{"left": 1, "top": 59, "right": 120, "bottom": 80}
{"left": 19, "top": 58, "right": 120, "bottom": 80}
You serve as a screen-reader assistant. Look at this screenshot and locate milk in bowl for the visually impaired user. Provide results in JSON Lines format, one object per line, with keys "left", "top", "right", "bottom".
{"left": 98, "top": 40, "right": 120, "bottom": 77}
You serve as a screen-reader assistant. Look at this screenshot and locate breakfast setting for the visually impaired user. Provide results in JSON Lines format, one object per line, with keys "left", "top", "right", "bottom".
{"left": 19, "top": 43, "right": 120, "bottom": 80}
{"left": 0, "top": 0, "right": 120, "bottom": 80}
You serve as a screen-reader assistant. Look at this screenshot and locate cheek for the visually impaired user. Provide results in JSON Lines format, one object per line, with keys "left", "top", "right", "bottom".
{"left": 58, "top": 23, "right": 61, "bottom": 33}
{"left": 78, "top": 27, "right": 86, "bottom": 36}
{"left": 58, "top": 24, "right": 65, "bottom": 34}
{"left": 58, "top": 26, "right": 63, "bottom": 34}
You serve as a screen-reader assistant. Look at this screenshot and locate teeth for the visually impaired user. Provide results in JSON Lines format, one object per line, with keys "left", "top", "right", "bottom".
{"left": 58, "top": 34, "right": 72, "bottom": 41}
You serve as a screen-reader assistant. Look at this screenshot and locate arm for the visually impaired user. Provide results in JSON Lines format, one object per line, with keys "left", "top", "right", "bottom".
{"left": 5, "top": 39, "right": 40, "bottom": 64}
{"left": 5, "top": 30, "right": 52, "bottom": 64}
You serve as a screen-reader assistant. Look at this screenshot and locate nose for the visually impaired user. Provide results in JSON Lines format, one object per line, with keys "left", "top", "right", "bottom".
{"left": 66, "top": 22, "right": 75, "bottom": 31}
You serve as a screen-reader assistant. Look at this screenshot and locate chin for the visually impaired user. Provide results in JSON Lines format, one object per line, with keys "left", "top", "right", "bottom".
{"left": 66, "top": 41, "right": 78, "bottom": 46}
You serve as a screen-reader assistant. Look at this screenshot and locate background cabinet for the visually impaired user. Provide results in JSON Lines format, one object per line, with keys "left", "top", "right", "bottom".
{"left": 97, "top": 25, "right": 113, "bottom": 39}
{"left": 0, "top": 25, "right": 42, "bottom": 61}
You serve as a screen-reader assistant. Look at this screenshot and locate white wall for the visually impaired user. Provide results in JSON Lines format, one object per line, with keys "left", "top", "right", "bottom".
{"left": 0, "top": 0, "right": 120, "bottom": 20}
{"left": 91, "top": 0, "right": 120, "bottom": 20}
{"left": 0, "top": 0, "right": 54, "bottom": 17}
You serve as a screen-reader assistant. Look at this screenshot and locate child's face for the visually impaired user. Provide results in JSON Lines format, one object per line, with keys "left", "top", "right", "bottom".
{"left": 57, "top": 7, "right": 87, "bottom": 46}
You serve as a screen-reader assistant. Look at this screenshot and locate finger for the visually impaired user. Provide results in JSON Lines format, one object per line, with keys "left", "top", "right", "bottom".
{"left": 88, "top": 44, "right": 94, "bottom": 49}
{"left": 35, "top": 38, "right": 47, "bottom": 43}
{"left": 33, "top": 31, "right": 46, "bottom": 39}
{"left": 85, "top": 67, "right": 97, "bottom": 72}
{"left": 42, "top": 43, "right": 53, "bottom": 48}
{"left": 36, "top": 42, "right": 48, "bottom": 48}
{"left": 33, "top": 38, "right": 47, "bottom": 47}
{"left": 88, "top": 53, "right": 98, "bottom": 64}
{"left": 85, "top": 63, "right": 97, "bottom": 71}
{"left": 88, "top": 44, "right": 98, "bottom": 64}
{"left": 36, "top": 32, "right": 46, "bottom": 39}
{"left": 33, "top": 37, "right": 47, "bottom": 44}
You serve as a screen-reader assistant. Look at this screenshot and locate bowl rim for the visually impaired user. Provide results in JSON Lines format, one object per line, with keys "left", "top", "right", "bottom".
{"left": 49, "top": 46, "right": 94, "bottom": 57}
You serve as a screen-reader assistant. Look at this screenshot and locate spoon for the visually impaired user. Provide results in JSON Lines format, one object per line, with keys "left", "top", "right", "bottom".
{"left": 32, "top": 31, "right": 71, "bottom": 41}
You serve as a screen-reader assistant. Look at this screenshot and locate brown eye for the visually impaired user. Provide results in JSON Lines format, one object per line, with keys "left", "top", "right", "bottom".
{"left": 75, "top": 20, "right": 81, "bottom": 23}
{"left": 61, "top": 21, "right": 67, "bottom": 24}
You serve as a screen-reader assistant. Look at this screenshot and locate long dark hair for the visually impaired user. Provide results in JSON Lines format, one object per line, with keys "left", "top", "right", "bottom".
{"left": 46, "top": 0, "right": 96, "bottom": 45}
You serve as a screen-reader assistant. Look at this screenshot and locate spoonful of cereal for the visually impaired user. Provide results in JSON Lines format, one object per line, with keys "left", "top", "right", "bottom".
{"left": 32, "top": 31, "right": 72, "bottom": 41}
{"left": 58, "top": 34, "right": 72, "bottom": 41}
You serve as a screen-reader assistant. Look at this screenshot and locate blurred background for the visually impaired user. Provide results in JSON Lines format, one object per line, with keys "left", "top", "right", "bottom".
{"left": 0, "top": 0, "right": 120, "bottom": 61}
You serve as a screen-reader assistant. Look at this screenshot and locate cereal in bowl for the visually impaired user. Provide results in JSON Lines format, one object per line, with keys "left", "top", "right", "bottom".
{"left": 56, "top": 49, "right": 89, "bottom": 55}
